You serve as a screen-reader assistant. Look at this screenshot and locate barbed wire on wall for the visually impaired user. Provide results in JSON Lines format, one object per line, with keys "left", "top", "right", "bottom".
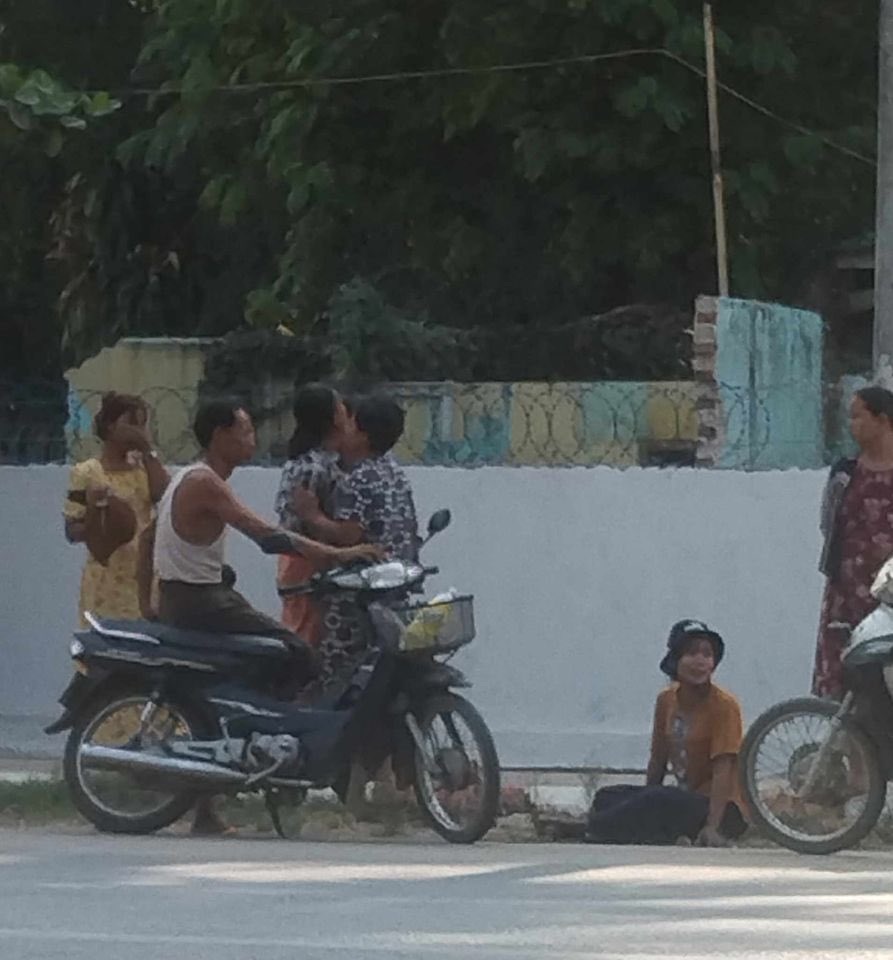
{"left": 0, "top": 378, "right": 69, "bottom": 466}
{"left": 0, "top": 377, "right": 853, "bottom": 471}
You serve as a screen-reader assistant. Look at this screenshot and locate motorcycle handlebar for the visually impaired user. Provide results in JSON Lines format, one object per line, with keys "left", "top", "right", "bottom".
{"left": 278, "top": 564, "right": 438, "bottom": 599}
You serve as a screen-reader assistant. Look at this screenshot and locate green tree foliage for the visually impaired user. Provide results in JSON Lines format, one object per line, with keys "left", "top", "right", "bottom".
{"left": 0, "top": 65, "right": 120, "bottom": 149}
{"left": 1, "top": 1, "right": 261, "bottom": 372}
{"left": 0, "top": 0, "right": 136, "bottom": 377}
{"left": 124, "top": 0, "right": 875, "bottom": 368}
{"left": 2, "top": 0, "right": 880, "bottom": 380}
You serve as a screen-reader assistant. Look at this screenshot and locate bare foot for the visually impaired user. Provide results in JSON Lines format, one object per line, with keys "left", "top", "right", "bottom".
{"left": 191, "top": 801, "right": 235, "bottom": 837}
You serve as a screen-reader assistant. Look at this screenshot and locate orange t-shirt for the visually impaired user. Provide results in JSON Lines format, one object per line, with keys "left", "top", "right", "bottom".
{"left": 650, "top": 682, "right": 744, "bottom": 808}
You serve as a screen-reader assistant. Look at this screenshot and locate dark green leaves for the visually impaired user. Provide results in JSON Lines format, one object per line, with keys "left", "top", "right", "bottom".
{"left": 2, "top": 0, "right": 881, "bottom": 380}
{"left": 0, "top": 63, "right": 121, "bottom": 153}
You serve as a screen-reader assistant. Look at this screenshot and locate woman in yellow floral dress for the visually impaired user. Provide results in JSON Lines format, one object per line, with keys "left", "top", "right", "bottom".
{"left": 63, "top": 393, "right": 169, "bottom": 625}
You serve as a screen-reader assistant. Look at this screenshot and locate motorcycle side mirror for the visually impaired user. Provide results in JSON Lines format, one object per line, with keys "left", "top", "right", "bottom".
{"left": 427, "top": 509, "right": 451, "bottom": 538}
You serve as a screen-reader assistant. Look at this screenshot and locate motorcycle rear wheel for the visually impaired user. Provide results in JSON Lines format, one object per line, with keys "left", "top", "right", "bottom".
{"left": 741, "top": 696, "right": 886, "bottom": 855}
{"left": 412, "top": 693, "right": 500, "bottom": 844}
{"left": 64, "top": 686, "right": 208, "bottom": 835}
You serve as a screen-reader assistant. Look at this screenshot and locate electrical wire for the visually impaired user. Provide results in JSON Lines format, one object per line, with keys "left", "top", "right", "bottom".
{"left": 106, "top": 47, "right": 874, "bottom": 167}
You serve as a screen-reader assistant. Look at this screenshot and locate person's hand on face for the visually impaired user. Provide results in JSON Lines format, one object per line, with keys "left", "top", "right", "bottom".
{"left": 109, "top": 413, "right": 151, "bottom": 454}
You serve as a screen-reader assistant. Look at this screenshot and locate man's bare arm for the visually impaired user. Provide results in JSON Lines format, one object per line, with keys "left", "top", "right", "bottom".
{"left": 193, "top": 472, "right": 380, "bottom": 566}
{"left": 194, "top": 471, "right": 282, "bottom": 543}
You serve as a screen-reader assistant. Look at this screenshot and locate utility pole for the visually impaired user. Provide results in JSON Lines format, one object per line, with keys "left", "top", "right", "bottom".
{"left": 703, "top": 3, "right": 730, "bottom": 298}
{"left": 875, "top": 0, "right": 893, "bottom": 376}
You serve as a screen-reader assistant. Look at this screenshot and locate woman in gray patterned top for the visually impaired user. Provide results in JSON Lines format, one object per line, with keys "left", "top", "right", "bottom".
{"left": 275, "top": 384, "right": 352, "bottom": 644}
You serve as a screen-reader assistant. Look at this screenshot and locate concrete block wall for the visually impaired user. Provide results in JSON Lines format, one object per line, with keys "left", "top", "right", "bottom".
{"left": 1, "top": 464, "right": 827, "bottom": 767}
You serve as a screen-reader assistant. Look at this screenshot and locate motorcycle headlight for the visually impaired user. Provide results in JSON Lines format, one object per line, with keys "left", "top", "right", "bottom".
{"left": 328, "top": 570, "right": 366, "bottom": 590}
{"left": 70, "top": 639, "right": 85, "bottom": 658}
{"left": 361, "top": 562, "right": 424, "bottom": 591}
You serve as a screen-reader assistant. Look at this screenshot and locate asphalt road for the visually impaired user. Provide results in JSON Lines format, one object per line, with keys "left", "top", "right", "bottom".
{"left": 0, "top": 829, "right": 891, "bottom": 959}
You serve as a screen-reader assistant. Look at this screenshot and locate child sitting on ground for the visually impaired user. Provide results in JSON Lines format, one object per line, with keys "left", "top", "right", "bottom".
{"left": 586, "top": 619, "right": 747, "bottom": 847}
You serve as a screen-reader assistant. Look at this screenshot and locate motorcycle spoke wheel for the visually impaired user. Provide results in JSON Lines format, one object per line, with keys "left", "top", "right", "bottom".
{"left": 413, "top": 694, "right": 499, "bottom": 844}
{"left": 76, "top": 696, "right": 193, "bottom": 822}
{"left": 743, "top": 697, "right": 885, "bottom": 854}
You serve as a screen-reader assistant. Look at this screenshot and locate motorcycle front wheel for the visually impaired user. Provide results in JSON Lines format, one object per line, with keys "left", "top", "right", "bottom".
{"left": 64, "top": 686, "right": 207, "bottom": 835}
{"left": 741, "top": 696, "right": 886, "bottom": 854}
{"left": 412, "top": 693, "right": 500, "bottom": 844}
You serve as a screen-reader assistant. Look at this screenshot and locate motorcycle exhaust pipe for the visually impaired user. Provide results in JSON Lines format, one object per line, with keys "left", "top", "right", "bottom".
{"left": 79, "top": 744, "right": 247, "bottom": 787}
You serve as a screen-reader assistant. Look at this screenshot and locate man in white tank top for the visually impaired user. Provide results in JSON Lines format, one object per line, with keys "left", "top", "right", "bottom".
{"left": 150, "top": 399, "right": 380, "bottom": 652}
{"left": 149, "top": 399, "right": 381, "bottom": 836}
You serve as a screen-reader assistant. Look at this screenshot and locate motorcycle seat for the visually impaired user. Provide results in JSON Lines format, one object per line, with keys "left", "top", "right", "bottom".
{"left": 87, "top": 617, "right": 291, "bottom": 659}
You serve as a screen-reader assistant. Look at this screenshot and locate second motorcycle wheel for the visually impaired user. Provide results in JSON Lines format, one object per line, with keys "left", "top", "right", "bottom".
{"left": 741, "top": 696, "right": 886, "bottom": 855}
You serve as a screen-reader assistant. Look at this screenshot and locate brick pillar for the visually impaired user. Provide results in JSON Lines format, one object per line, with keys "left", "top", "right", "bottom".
{"left": 693, "top": 295, "right": 722, "bottom": 467}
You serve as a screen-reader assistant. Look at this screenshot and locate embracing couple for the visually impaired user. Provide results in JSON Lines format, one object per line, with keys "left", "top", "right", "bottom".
{"left": 275, "top": 387, "right": 420, "bottom": 683}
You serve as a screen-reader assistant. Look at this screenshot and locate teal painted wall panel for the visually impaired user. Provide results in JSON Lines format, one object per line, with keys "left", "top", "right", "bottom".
{"left": 716, "top": 298, "right": 823, "bottom": 469}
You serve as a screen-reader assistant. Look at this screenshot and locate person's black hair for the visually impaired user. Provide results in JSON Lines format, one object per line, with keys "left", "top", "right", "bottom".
{"left": 193, "top": 398, "right": 243, "bottom": 449}
{"left": 94, "top": 392, "right": 147, "bottom": 441}
{"left": 287, "top": 384, "right": 338, "bottom": 459}
{"left": 353, "top": 394, "right": 405, "bottom": 456}
{"left": 855, "top": 385, "right": 893, "bottom": 425}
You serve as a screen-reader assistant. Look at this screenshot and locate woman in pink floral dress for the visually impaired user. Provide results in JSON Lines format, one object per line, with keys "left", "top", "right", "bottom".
{"left": 814, "top": 386, "right": 893, "bottom": 698}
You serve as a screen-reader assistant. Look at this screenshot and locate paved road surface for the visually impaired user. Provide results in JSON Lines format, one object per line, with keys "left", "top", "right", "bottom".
{"left": 1, "top": 829, "right": 891, "bottom": 959}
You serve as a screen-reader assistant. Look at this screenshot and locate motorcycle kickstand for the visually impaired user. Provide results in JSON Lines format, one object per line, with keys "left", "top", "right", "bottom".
{"left": 264, "top": 791, "right": 287, "bottom": 839}
{"left": 264, "top": 787, "right": 306, "bottom": 840}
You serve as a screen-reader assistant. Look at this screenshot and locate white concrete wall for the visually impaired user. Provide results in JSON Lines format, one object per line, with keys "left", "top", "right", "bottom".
{"left": 0, "top": 465, "right": 827, "bottom": 767}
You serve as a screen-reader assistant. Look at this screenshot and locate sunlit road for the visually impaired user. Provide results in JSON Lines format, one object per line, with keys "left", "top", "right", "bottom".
{"left": 0, "top": 829, "right": 891, "bottom": 959}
